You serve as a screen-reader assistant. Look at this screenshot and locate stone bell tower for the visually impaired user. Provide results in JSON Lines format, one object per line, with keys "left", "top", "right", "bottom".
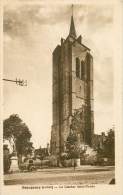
{"left": 51, "top": 6, "right": 94, "bottom": 155}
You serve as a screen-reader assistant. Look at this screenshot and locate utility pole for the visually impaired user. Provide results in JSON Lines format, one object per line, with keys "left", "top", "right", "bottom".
{"left": 3, "top": 78, "right": 27, "bottom": 86}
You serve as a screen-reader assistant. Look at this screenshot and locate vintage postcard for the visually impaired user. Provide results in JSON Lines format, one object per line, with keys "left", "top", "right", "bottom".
{"left": 0, "top": 0, "right": 123, "bottom": 195}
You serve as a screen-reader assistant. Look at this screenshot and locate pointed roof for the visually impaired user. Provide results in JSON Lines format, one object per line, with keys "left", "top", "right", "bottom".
{"left": 69, "top": 15, "right": 77, "bottom": 38}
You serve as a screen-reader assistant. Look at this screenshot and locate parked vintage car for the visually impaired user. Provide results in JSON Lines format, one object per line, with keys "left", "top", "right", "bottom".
{"left": 19, "top": 158, "right": 41, "bottom": 171}
{"left": 19, "top": 157, "right": 51, "bottom": 171}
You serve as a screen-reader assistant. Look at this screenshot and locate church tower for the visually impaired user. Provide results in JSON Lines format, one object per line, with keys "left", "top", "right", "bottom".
{"left": 51, "top": 6, "right": 94, "bottom": 155}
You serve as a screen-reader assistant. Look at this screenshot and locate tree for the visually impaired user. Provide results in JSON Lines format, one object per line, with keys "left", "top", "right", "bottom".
{"left": 35, "top": 146, "right": 49, "bottom": 160}
{"left": 3, "top": 114, "right": 32, "bottom": 161}
{"left": 66, "top": 130, "right": 80, "bottom": 159}
{"left": 103, "top": 129, "right": 115, "bottom": 159}
{"left": 64, "top": 109, "right": 84, "bottom": 159}
{"left": 96, "top": 129, "right": 115, "bottom": 163}
{"left": 70, "top": 108, "right": 85, "bottom": 143}
{"left": 71, "top": 109, "right": 83, "bottom": 131}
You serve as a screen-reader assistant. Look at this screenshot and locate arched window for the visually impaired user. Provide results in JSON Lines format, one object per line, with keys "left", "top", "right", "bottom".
{"left": 76, "top": 57, "right": 80, "bottom": 78}
{"left": 81, "top": 60, "right": 85, "bottom": 80}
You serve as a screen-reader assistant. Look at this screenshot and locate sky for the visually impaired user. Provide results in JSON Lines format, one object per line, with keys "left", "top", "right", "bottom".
{"left": 3, "top": 1, "right": 114, "bottom": 148}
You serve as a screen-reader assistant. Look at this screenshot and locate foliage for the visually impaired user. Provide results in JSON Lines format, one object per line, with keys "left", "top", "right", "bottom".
{"left": 65, "top": 109, "right": 86, "bottom": 159}
{"left": 3, "top": 114, "right": 32, "bottom": 156}
{"left": 103, "top": 129, "right": 115, "bottom": 159}
{"left": 35, "top": 147, "right": 49, "bottom": 160}
{"left": 66, "top": 131, "right": 80, "bottom": 159}
{"left": 16, "top": 140, "right": 34, "bottom": 156}
{"left": 71, "top": 109, "right": 83, "bottom": 134}
{"left": 97, "top": 129, "right": 115, "bottom": 160}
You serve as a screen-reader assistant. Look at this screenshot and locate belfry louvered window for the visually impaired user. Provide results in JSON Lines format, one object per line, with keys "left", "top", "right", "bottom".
{"left": 76, "top": 57, "right": 80, "bottom": 78}
{"left": 81, "top": 60, "right": 85, "bottom": 80}
{"left": 86, "top": 53, "right": 91, "bottom": 80}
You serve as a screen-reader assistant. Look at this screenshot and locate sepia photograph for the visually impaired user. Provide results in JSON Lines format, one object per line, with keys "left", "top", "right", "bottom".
{"left": 1, "top": 0, "right": 123, "bottom": 194}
